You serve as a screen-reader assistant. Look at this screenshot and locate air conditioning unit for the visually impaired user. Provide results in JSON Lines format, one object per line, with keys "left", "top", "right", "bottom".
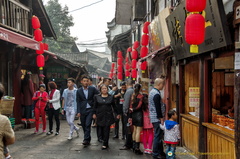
{"left": 132, "top": 0, "right": 146, "bottom": 21}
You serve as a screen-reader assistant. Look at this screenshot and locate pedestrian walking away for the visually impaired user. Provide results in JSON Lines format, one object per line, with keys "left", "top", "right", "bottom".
{"left": 62, "top": 78, "right": 79, "bottom": 140}
{"left": 149, "top": 77, "right": 166, "bottom": 159}
{"left": 47, "top": 81, "right": 61, "bottom": 136}
{"left": 77, "top": 76, "right": 99, "bottom": 145}
{"left": 93, "top": 84, "right": 120, "bottom": 150}
{"left": 32, "top": 84, "right": 48, "bottom": 133}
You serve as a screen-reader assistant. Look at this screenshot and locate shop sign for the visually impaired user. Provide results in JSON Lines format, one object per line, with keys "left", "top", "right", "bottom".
{"left": 166, "top": 0, "right": 232, "bottom": 60}
{"left": 189, "top": 87, "right": 200, "bottom": 107}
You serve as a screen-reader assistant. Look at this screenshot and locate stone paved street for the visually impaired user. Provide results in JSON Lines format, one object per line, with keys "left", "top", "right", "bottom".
{"left": 9, "top": 119, "right": 197, "bottom": 159}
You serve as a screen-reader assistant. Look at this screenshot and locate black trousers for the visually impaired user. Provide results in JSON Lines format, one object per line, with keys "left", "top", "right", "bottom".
{"left": 24, "top": 105, "right": 32, "bottom": 119}
{"left": 80, "top": 109, "right": 93, "bottom": 142}
{"left": 99, "top": 125, "right": 110, "bottom": 147}
{"left": 123, "top": 114, "right": 133, "bottom": 148}
{"left": 48, "top": 108, "right": 60, "bottom": 132}
{"left": 97, "top": 125, "right": 103, "bottom": 141}
{"left": 114, "top": 113, "right": 125, "bottom": 137}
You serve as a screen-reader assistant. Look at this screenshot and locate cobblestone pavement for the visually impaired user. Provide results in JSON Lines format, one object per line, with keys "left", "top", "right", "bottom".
{"left": 9, "top": 119, "right": 197, "bottom": 159}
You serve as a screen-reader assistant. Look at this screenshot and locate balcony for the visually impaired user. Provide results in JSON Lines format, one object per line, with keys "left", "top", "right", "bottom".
{"left": 1, "top": 0, "right": 30, "bottom": 35}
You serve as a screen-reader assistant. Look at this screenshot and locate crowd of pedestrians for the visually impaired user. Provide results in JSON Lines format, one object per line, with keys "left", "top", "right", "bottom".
{"left": 0, "top": 75, "right": 181, "bottom": 159}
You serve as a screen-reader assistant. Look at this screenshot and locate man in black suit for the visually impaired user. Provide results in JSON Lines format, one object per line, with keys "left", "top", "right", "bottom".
{"left": 77, "top": 76, "right": 99, "bottom": 145}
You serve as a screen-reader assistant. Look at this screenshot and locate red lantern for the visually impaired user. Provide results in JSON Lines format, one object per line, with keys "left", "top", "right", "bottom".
{"left": 132, "top": 69, "right": 137, "bottom": 80}
{"left": 117, "top": 65, "right": 123, "bottom": 73}
{"left": 131, "top": 50, "right": 138, "bottom": 59}
{"left": 34, "top": 29, "right": 43, "bottom": 42}
{"left": 117, "top": 51, "right": 122, "bottom": 58}
{"left": 125, "top": 70, "right": 130, "bottom": 77}
{"left": 186, "top": 0, "right": 207, "bottom": 12}
{"left": 109, "top": 72, "right": 113, "bottom": 79}
{"left": 127, "top": 47, "right": 132, "bottom": 52}
{"left": 36, "top": 42, "right": 44, "bottom": 54}
{"left": 143, "top": 22, "right": 150, "bottom": 34}
{"left": 140, "top": 46, "right": 148, "bottom": 58}
{"left": 132, "top": 59, "right": 137, "bottom": 69}
{"left": 117, "top": 72, "right": 123, "bottom": 80}
{"left": 141, "top": 61, "right": 147, "bottom": 73}
{"left": 125, "top": 63, "right": 130, "bottom": 70}
{"left": 133, "top": 41, "right": 139, "bottom": 49}
{"left": 125, "top": 57, "right": 129, "bottom": 62}
{"left": 36, "top": 54, "right": 45, "bottom": 69}
{"left": 111, "top": 63, "right": 115, "bottom": 68}
{"left": 185, "top": 14, "right": 205, "bottom": 53}
{"left": 43, "top": 43, "right": 49, "bottom": 50}
{"left": 141, "top": 34, "right": 149, "bottom": 46}
{"left": 32, "top": 15, "right": 41, "bottom": 29}
{"left": 117, "top": 58, "right": 123, "bottom": 66}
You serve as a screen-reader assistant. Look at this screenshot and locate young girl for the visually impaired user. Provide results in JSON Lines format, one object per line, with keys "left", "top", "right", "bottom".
{"left": 32, "top": 84, "right": 48, "bottom": 133}
{"left": 142, "top": 94, "right": 154, "bottom": 155}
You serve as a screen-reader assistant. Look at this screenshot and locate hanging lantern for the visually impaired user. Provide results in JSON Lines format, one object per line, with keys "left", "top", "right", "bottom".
{"left": 140, "top": 46, "right": 148, "bottom": 58}
{"left": 125, "top": 63, "right": 130, "bottom": 70}
{"left": 125, "top": 57, "right": 129, "bottom": 62}
{"left": 133, "top": 41, "right": 140, "bottom": 49}
{"left": 125, "top": 70, "right": 130, "bottom": 77}
{"left": 132, "top": 69, "right": 137, "bottom": 80}
{"left": 143, "top": 21, "right": 150, "bottom": 34}
{"left": 117, "top": 65, "right": 123, "bottom": 73}
{"left": 36, "top": 54, "right": 45, "bottom": 70}
{"left": 32, "top": 15, "right": 41, "bottom": 29}
{"left": 185, "top": 14, "right": 205, "bottom": 53}
{"left": 117, "top": 51, "right": 123, "bottom": 58}
{"left": 117, "top": 58, "right": 123, "bottom": 66}
{"left": 141, "top": 34, "right": 149, "bottom": 46}
{"left": 186, "top": 0, "right": 207, "bottom": 12}
{"left": 34, "top": 29, "right": 43, "bottom": 42}
{"left": 111, "top": 63, "right": 115, "bottom": 68}
{"left": 131, "top": 50, "right": 138, "bottom": 59}
{"left": 127, "top": 47, "right": 132, "bottom": 52}
{"left": 117, "top": 72, "right": 123, "bottom": 80}
{"left": 36, "top": 42, "right": 44, "bottom": 54}
{"left": 132, "top": 59, "right": 137, "bottom": 69}
{"left": 43, "top": 43, "right": 49, "bottom": 50}
{"left": 109, "top": 72, "right": 113, "bottom": 79}
{"left": 141, "top": 61, "right": 148, "bottom": 73}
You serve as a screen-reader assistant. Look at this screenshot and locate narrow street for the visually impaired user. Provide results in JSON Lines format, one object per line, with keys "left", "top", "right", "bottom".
{"left": 9, "top": 120, "right": 196, "bottom": 159}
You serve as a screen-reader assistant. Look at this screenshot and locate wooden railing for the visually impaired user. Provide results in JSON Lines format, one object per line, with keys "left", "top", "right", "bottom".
{"left": 0, "top": 0, "right": 30, "bottom": 34}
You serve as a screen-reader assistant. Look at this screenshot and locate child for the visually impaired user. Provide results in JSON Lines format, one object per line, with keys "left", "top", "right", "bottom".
{"left": 32, "top": 84, "right": 48, "bottom": 133}
{"left": 0, "top": 83, "right": 15, "bottom": 159}
{"left": 142, "top": 94, "right": 154, "bottom": 155}
{"left": 160, "top": 110, "right": 180, "bottom": 159}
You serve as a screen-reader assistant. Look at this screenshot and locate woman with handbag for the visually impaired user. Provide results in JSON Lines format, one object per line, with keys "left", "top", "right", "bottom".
{"left": 129, "top": 84, "right": 144, "bottom": 155}
{"left": 32, "top": 84, "right": 48, "bottom": 133}
{"left": 93, "top": 84, "right": 120, "bottom": 150}
{"left": 46, "top": 81, "right": 61, "bottom": 135}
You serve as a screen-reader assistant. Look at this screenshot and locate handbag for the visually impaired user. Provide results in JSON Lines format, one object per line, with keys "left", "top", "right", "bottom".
{"left": 44, "top": 103, "right": 50, "bottom": 111}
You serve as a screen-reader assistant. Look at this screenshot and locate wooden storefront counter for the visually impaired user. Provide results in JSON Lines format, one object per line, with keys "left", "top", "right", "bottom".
{"left": 202, "top": 123, "right": 235, "bottom": 159}
{"left": 180, "top": 114, "right": 199, "bottom": 154}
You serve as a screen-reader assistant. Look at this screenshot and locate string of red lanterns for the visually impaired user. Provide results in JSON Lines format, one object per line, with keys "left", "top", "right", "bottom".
{"left": 140, "top": 21, "right": 150, "bottom": 73}
{"left": 117, "top": 51, "right": 123, "bottom": 81}
{"left": 124, "top": 47, "right": 132, "bottom": 78}
{"left": 108, "top": 63, "right": 115, "bottom": 79}
{"left": 131, "top": 41, "right": 139, "bottom": 80}
{"left": 185, "top": 0, "right": 206, "bottom": 53}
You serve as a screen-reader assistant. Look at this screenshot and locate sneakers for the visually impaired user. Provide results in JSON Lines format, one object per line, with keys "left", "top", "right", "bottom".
{"left": 55, "top": 132, "right": 59, "bottom": 135}
{"left": 68, "top": 135, "right": 73, "bottom": 140}
{"left": 144, "top": 149, "right": 152, "bottom": 154}
{"left": 43, "top": 130, "right": 46, "bottom": 133}
{"left": 47, "top": 130, "right": 53, "bottom": 135}
{"left": 34, "top": 130, "right": 38, "bottom": 134}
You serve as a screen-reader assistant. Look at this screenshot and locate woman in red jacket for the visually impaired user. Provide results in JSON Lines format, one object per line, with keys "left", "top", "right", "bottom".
{"left": 32, "top": 84, "right": 48, "bottom": 133}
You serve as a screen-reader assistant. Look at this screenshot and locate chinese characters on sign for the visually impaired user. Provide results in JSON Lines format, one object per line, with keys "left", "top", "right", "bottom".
{"left": 189, "top": 87, "right": 200, "bottom": 107}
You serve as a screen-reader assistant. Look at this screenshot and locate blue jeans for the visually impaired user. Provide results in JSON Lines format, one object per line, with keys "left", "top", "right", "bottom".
{"left": 152, "top": 122, "right": 165, "bottom": 157}
{"left": 80, "top": 109, "right": 93, "bottom": 142}
{"left": 166, "top": 144, "right": 176, "bottom": 159}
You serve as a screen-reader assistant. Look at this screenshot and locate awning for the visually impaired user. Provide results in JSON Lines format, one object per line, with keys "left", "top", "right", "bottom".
{"left": 139, "top": 45, "right": 171, "bottom": 62}
{"left": 0, "top": 26, "right": 57, "bottom": 58}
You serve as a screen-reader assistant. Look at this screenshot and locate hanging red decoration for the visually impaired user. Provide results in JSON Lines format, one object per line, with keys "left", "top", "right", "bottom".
{"left": 132, "top": 59, "right": 137, "bottom": 69}
{"left": 132, "top": 69, "right": 137, "bottom": 80}
{"left": 36, "top": 42, "right": 44, "bottom": 54}
{"left": 143, "top": 21, "right": 150, "bottom": 34}
{"left": 43, "top": 43, "right": 49, "bottom": 50}
{"left": 185, "top": 14, "right": 205, "bottom": 53}
{"left": 34, "top": 29, "right": 43, "bottom": 42}
{"left": 117, "top": 58, "right": 123, "bottom": 66}
{"left": 125, "top": 57, "right": 129, "bottom": 62}
{"left": 131, "top": 50, "right": 138, "bottom": 59}
{"left": 109, "top": 72, "right": 113, "bottom": 79}
{"left": 140, "top": 46, "right": 148, "bottom": 58}
{"left": 186, "top": 0, "right": 207, "bottom": 12}
{"left": 117, "top": 72, "right": 123, "bottom": 80}
{"left": 31, "top": 15, "right": 41, "bottom": 29}
{"left": 127, "top": 47, "right": 132, "bottom": 52}
{"left": 125, "top": 63, "right": 130, "bottom": 70}
{"left": 111, "top": 63, "right": 115, "bottom": 68}
{"left": 36, "top": 54, "right": 45, "bottom": 70}
{"left": 141, "top": 61, "right": 147, "bottom": 73}
{"left": 141, "top": 34, "right": 149, "bottom": 46}
{"left": 117, "top": 65, "right": 123, "bottom": 73}
{"left": 125, "top": 70, "right": 130, "bottom": 77}
{"left": 133, "top": 41, "right": 140, "bottom": 49}
{"left": 117, "top": 51, "right": 123, "bottom": 58}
